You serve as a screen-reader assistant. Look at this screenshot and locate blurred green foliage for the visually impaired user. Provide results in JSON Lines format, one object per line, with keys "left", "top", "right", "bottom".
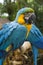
{"left": 0, "top": 0, "right": 43, "bottom": 33}
{"left": 0, "top": 3, "right": 3, "bottom": 15}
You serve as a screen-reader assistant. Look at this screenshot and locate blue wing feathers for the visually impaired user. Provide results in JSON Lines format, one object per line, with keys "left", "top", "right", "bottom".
{"left": 34, "top": 36, "right": 43, "bottom": 49}
{"left": 0, "top": 22, "right": 18, "bottom": 45}
{"left": 27, "top": 24, "right": 43, "bottom": 49}
{"left": 12, "top": 25, "right": 27, "bottom": 49}
{"left": 0, "top": 22, "right": 27, "bottom": 50}
{"left": 0, "top": 21, "right": 43, "bottom": 50}
{"left": 0, "top": 22, "right": 17, "bottom": 36}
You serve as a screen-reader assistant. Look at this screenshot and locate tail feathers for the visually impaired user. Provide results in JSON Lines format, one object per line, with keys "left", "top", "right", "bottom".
{"left": 0, "top": 59, "right": 3, "bottom": 65}
{"left": 0, "top": 50, "right": 7, "bottom": 58}
{"left": 0, "top": 50, "right": 7, "bottom": 65}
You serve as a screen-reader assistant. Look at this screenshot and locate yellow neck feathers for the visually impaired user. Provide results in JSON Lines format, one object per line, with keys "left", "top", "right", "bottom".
{"left": 18, "top": 14, "right": 25, "bottom": 24}
{"left": 18, "top": 14, "right": 32, "bottom": 32}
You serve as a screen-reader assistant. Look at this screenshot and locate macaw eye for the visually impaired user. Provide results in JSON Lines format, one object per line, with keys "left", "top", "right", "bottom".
{"left": 24, "top": 13, "right": 33, "bottom": 24}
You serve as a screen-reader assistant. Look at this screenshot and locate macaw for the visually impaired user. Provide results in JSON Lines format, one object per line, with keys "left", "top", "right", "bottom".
{"left": 0, "top": 7, "right": 43, "bottom": 65}
{"left": 15, "top": 7, "right": 43, "bottom": 65}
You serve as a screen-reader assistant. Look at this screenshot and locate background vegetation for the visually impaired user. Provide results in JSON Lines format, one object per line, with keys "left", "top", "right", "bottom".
{"left": 0, "top": 0, "right": 43, "bottom": 33}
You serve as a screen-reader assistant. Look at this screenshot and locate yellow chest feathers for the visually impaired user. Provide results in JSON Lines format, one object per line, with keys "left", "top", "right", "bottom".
{"left": 24, "top": 24, "right": 32, "bottom": 32}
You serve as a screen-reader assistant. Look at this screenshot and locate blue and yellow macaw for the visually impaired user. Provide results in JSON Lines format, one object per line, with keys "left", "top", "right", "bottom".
{"left": 0, "top": 7, "right": 43, "bottom": 65}
{"left": 15, "top": 7, "right": 43, "bottom": 65}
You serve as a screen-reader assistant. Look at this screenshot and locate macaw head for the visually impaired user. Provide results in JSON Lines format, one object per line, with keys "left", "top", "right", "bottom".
{"left": 15, "top": 7, "right": 36, "bottom": 25}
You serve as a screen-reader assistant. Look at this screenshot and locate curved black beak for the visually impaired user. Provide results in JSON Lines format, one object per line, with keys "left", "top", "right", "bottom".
{"left": 24, "top": 13, "right": 36, "bottom": 24}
